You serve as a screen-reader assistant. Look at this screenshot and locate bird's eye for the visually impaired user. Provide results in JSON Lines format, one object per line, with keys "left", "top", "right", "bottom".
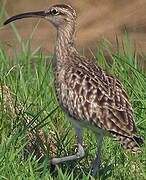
{"left": 50, "top": 9, "right": 59, "bottom": 16}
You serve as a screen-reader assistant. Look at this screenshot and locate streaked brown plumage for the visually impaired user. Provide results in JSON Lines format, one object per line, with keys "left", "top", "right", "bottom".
{"left": 55, "top": 51, "right": 142, "bottom": 151}
{"left": 4, "top": 3, "right": 143, "bottom": 176}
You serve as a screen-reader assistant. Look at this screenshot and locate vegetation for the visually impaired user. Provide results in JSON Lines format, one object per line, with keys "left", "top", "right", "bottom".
{"left": 0, "top": 6, "right": 146, "bottom": 180}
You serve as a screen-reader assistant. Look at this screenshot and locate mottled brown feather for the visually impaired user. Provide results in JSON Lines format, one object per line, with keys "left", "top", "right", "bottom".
{"left": 55, "top": 56, "right": 143, "bottom": 151}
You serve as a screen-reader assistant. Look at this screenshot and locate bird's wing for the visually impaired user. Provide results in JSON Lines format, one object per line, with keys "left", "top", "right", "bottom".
{"left": 64, "top": 60, "right": 137, "bottom": 137}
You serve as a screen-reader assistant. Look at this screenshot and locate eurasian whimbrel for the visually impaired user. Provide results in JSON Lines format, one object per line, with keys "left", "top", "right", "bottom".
{"left": 4, "top": 4, "right": 143, "bottom": 176}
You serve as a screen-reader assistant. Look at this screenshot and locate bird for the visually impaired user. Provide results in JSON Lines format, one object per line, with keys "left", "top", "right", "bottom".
{"left": 4, "top": 4, "right": 143, "bottom": 176}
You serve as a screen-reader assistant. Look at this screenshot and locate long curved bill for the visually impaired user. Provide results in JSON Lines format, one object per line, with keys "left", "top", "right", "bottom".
{"left": 3, "top": 11, "right": 46, "bottom": 25}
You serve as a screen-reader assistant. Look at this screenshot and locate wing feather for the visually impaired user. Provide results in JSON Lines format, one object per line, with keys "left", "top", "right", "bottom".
{"left": 63, "top": 59, "right": 137, "bottom": 137}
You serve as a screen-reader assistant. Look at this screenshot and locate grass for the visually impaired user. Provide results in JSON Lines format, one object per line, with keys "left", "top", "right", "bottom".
{"left": 0, "top": 6, "right": 146, "bottom": 180}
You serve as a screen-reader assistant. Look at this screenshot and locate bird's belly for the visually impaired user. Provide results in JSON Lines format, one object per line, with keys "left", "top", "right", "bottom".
{"left": 69, "top": 115, "right": 105, "bottom": 135}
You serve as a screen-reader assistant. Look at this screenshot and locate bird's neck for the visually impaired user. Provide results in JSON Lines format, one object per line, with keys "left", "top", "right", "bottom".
{"left": 54, "top": 23, "right": 75, "bottom": 68}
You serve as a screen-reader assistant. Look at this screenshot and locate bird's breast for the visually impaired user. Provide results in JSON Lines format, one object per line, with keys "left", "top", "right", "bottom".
{"left": 54, "top": 69, "right": 69, "bottom": 108}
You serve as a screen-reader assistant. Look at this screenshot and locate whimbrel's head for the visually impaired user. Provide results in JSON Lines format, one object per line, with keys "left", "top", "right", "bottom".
{"left": 4, "top": 4, "right": 76, "bottom": 28}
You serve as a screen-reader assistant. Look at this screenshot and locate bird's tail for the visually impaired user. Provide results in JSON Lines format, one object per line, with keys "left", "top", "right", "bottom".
{"left": 112, "top": 133, "right": 144, "bottom": 153}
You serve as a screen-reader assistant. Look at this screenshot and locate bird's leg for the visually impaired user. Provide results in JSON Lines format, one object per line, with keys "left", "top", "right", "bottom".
{"left": 90, "top": 132, "right": 104, "bottom": 177}
{"left": 51, "top": 126, "right": 85, "bottom": 165}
